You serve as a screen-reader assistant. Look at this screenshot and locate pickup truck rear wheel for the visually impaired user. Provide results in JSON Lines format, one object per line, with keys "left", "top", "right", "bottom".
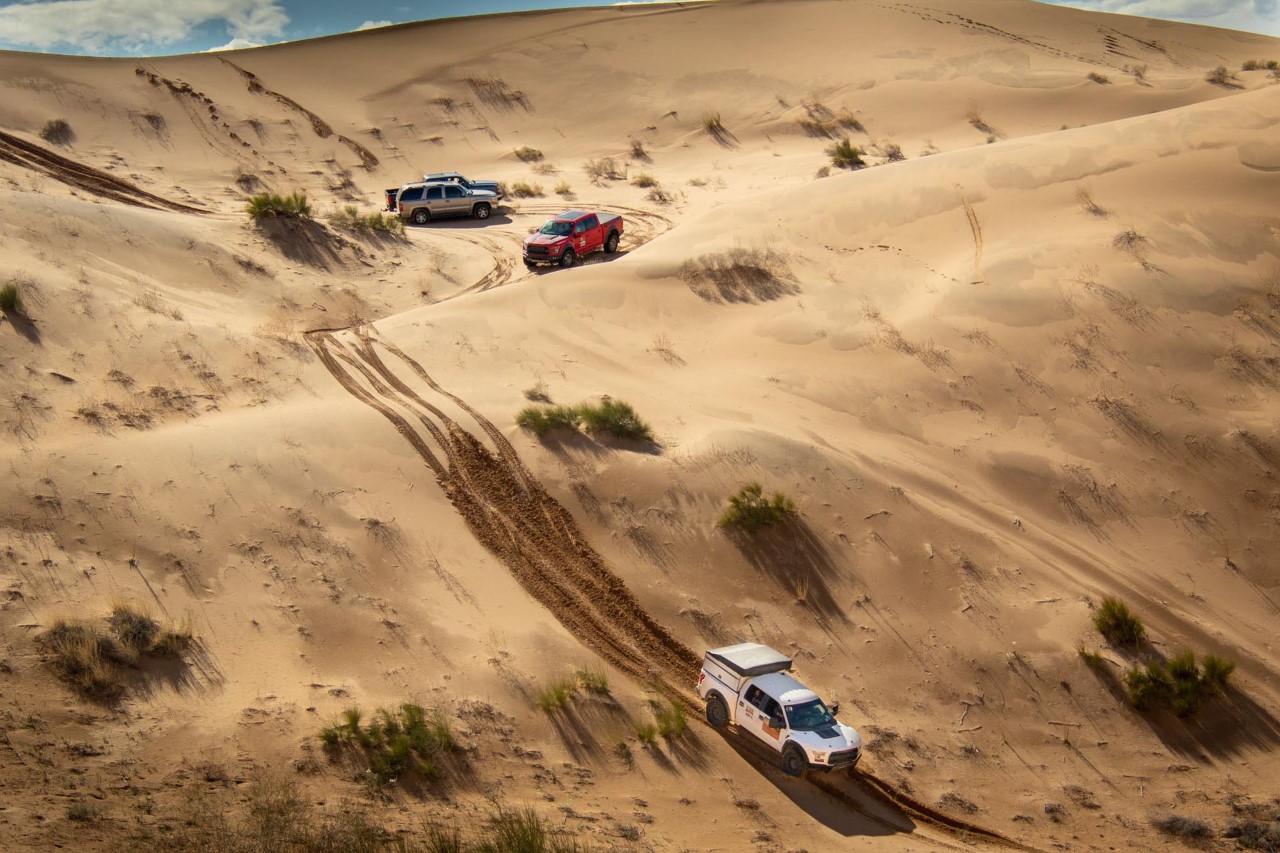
{"left": 603, "top": 231, "right": 619, "bottom": 254}
{"left": 705, "top": 696, "right": 729, "bottom": 728}
{"left": 559, "top": 250, "right": 577, "bottom": 268}
{"left": 411, "top": 209, "right": 430, "bottom": 225}
{"left": 781, "top": 744, "right": 808, "bottom": 778}
{"left": 473, "top": 203, "right": 491, "bottom": 220}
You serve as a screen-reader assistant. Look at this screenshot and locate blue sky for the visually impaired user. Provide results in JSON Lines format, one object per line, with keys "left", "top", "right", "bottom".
{"left": 0, "top": 0, "right": 1275, "bottom": 56}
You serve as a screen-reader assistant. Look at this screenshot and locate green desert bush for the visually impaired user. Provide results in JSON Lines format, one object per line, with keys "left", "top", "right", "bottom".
{"left": 0, "top": 282, "right": 23, "bottom": 315}
{"left": 654, "top": 700, "right": 687, "bottom": 739}
{"left": 537, "top": 676, "right": 579, "bottom": 713}
{"left": 1093, "top": 596, "right": 1145, "bottom": 646}
{"left": 576, "top": 666, "right": 609, "bottom": 695}
{"left": 1200, "top": 653, "right": 1236, "bottom": 693}
{"left": 827, "top": 137, "right": 866, "bottom": 169}
{"left": 1125, "top": 661, "right": 1171, "bottom": 711}
{"left": 718, "top": 483, "right": 797, "bottom": 532}
{"left": 1124, "top": 652, "right": 1238, "bottom": 716}
{"left": 632, "top": 720, "right": 658, "bottom": 745}
{"left": 515, "top": 404, "right": 579, "bottom": 437}
{"left": 319, "top": 702, "right": 455, "bottom": 787}
{"left": 327, "top": 205, "right": 403, "bottom": 234}
{"left": 246, "top": 192, "right": 311, "bottom": 220}
{"left": 574, "top": 398, "right": 653, "bottom": 441}
{"left": 514, "top": 146, "right": 544, "bottom": 162}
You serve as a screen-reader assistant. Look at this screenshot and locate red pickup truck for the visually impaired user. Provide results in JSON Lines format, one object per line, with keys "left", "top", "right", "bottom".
{"left": 522, "top": 210, "right": 623, "bottom": 268}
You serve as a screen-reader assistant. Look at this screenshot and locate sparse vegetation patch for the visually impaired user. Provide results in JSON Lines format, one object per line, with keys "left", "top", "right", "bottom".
{"left": 677, "top": 247, "right": 799, "bottom": 303}
{"left": 327, "top": 205, "right": 403, "bottom": 234}
{"left": 827, "top": 137, "right": 866, "bottom": 169}
{"left": 318, "top": 702, "right": 457, "bottom": 787}
{"left": 246, "top": 191, "right": 311, "bottom": 220}
{"left": 1087, "top": 72, "right": 1111, "bottom": 84}
{"left": 718, "top": 483, "right": 797, "bottom": 532}
{"left": 509, "top": 181, "right": 544, "bottom": 198}
{"left": 0, "top": 282, "right": 24, "bottom": 315}
{"left": 1093, "top": 596, "right": 1145, "bottom": 646}
{"left": 514, "top": 145, "right": 544, "bottom": 162}
{"left": 39, "top": 118, "right": 74, "bottom": 146}
{"left": 517, "top": 397, "right": 654, "bottom": 443}
{"left": 584, "top": 156, "right": 625, "bottom": 183}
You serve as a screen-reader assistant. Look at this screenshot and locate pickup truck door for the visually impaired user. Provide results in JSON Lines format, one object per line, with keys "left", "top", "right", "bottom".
{"left": 574, "top": 214, "right": 600, "bottom": 254}
{"left": 739, "top": 686, "right": 786, "bottom": 751}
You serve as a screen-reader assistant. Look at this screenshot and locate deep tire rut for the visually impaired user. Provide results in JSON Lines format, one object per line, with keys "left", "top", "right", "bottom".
{"left": 305, "top": 325, "right": 1038, "bottom": 851}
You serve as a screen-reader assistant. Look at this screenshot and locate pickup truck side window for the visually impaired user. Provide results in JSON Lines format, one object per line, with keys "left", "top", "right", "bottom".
{"left": 745, "top": 686, "right": 769, "bottom": 711}
{"left": 426, "top": 187, "right": 444, "bottom": 200}
{"left": 581, "top": 214, "right": 598, "bottom": 231}
{"left": 763, "top": 698, "right": 784, "bottom": 725}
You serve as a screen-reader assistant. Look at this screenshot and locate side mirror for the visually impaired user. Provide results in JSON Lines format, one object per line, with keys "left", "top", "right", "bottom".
{"left": 830, "top": 702, "right": 840, "bottom": 717}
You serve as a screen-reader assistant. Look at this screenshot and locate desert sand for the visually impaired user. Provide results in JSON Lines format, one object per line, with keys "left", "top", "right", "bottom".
{"left": 1, "top": 0, "right": 1279, "bottom": 849}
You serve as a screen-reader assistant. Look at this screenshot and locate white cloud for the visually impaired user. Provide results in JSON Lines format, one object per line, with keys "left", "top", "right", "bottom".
{"left": 1040, "top": 0, "right": 1279, "bottom": 36}
{"left": 0, "top": 0, "right": 288, "bottom": 53}
{"left": 203, "top": 35, "right": 263, "bottom": 52}
{"left": 355, "top": 20, "right": 392, "bottom": 31}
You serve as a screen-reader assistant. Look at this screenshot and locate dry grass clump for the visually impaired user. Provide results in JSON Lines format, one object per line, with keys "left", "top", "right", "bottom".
{"left": 1151, "top": 813, "right": 1213, "bottom": 839}
{"left": 718, "top": 483, "right": 797, "bottom": 532}
{"left": 827, "top": 137, "right": 866, "bottom": 169}
{"left": 246, "top": 192, "right": 311, "bottom": 220}
{"left": 509, "top": 181, "right": 544, "bottom": 198}
{"left": 584, "top": 156, "right": 625, "bottom": 183}
{"left": 631, "top": 172, "right": 658, "bottom": 188}
{"left": 327, "top": 205, "right": 403, "bottom": 234}
{"left": 1206, "top": 65, "right": 1239, "bottom": 87}
{"left": 514, "top": 145, "right": 544, "bottom": 162}
{"left": 554, "top": 180, "right": 573, "bottom": 197}
{"left": 318, "top": 703, "right": 457, "bottom": 787}
{"left": 677, "top": 247, "right": 799, "bottom": 303}
{"left": 653, "top": 699, "right": 688, "bottom": 739}
{"left": 796, "top": 100, "right": 863, "bottom": 136}
{"left": 39, "top": 118, "right": 74, "bottom": 146}
{"left": 576, "top": 666, "right": 609, "bottom": 695}
{"left": 629, "top": 138, "right": 650, "bottom": 161}
{"left": 1242, "top": 59, "right": 1280, "bottom": 70}
{"left": 39, "top": 604, "right": 194, "bottom": 698}
{"left": 646, "top": 187, "right": 674, "bottom": 204}
{"left": 1087, "top": 71, "right": 1110, "bottom": 84}
{"left": 537, "top": 676, "right": 579, "bottom": 713}
{"left": 1075, "top": 186, "right": 1110, "bottom": 217}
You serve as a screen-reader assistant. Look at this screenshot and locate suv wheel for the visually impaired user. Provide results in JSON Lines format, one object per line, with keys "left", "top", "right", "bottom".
{"left": 781, "top": 744, "right": 808, "bottom": 778}
{"left": 411, "top": 209, "right": 430, "bottom": 225}
{"left": 559, "top": 250, "right": 576, "bottom": 269}
{"left": 705, "top": 696, "right": 729, "bottom": 728}
{"left": 473, "top": 203, "right": 491, "bottom": 220}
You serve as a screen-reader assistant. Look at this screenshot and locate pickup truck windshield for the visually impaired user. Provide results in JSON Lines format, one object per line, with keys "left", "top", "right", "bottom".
{"left": 785, "top": 700, "right": 835, "bottom": 731}
{"left": 540, "top": 220, "right": 573, "bottom": 236}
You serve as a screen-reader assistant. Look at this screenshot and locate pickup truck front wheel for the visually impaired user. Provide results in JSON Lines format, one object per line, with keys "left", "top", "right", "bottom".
{"left": 559, "top": 250, "right": 577, "bottom": 268}
{"left": 781, "top": 744, "right": 808, "bottom": 778}
{"left": 705, "top": 696, "right": 728, "bottom": 728}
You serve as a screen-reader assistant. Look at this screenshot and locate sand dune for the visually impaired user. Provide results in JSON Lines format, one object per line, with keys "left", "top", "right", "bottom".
{"left": 2, "top": 0, "right": 1279, "bottom": 849}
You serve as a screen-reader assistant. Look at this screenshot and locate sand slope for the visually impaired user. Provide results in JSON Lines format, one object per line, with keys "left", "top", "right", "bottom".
{"left": 1, "top": 1, "right": 1279, "bottom": 850}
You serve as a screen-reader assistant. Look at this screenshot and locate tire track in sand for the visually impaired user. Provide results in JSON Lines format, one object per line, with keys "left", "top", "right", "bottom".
{"left": 305, "top": 324, "right": 1040, "bottom": 851}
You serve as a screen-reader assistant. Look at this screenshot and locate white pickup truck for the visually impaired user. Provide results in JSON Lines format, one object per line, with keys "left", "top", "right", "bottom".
{"left": 696, "top": 643, "right": 862, "bottom": 777}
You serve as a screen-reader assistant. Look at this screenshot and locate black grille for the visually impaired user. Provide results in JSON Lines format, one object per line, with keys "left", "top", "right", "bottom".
{"left": 526, "top": 246, "right": 550, "bottom": 258}
{"left": 828, "top": 747, "right": 861, "bottom": 767}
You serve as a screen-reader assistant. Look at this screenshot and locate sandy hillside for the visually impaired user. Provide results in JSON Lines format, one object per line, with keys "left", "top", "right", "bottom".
{"left": 1, "top": 0, "right": 1279, "bottom": 850}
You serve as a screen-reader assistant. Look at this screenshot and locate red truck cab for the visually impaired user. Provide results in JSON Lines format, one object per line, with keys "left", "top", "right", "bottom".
{"left": 523, "top": 210, "right": 624, "bottom": 268}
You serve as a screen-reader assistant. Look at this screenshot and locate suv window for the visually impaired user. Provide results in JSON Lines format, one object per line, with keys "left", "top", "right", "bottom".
{"left": 426, "top": 186, "right": 444, "bottom": 200}
{"left": 445, "top": 185, "right": 465, "bottom": 199}
{"left": 399, "top": 186, "right": 423, "bottom": 202}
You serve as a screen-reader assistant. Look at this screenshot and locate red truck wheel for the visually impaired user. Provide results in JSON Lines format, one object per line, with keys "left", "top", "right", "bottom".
{"left": 604, "top": 231, "right": 619, "bottom": 254}
{"left": 559, "top": 250, "right": 576, "bottom": 268}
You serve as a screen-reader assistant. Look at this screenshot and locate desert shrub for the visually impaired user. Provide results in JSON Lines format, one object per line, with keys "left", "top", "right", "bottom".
{"left": 1125, "top": 64, "right": 1147, "bottom": 83}
{"left": 514, "top": 146, "right": 543, "bottom": 162}
{"left": 111, "top": 604, "right": 160, "bottom": 658}
{"left": 1206, "top": 65, "right": 1235, "bottom": 85}
{"left": 1243, "top": 60, "right": 1262, "bottom": 71}
{"left": 246, "top": 192, "right": 311, "bottom": 220}
{"left": 510, "top": 181, "right": 544, "bottom": 198}
{"left": 584, "top": 157, "right": 625, "bottom": 182}
{"left": 1078, "top": 647, "right": 1107, "bottom": 672}
{"left": 1151, "top": 813, "right": 1213, "bottom": 839}
{"left": 1093, "top": 596, "right": 1145, "bottom": 646}
{"left": 67, "top": 801, "right": 100, "bottom": 822}
{"left": 1166, "top": 650, "right": 1205, "bottom": 717}
{"left": 654, "top": 700, "right": 687, "bottom": 739}
{"left": 629, "top": 138, "right": 648, "bottom": 160}
{"left": 677, "top": 247, "right": 798, "bottom": 303}
{"left": 882, "top": 142, "right": 905, "bottom": 162}
{"left": 701, "top": 112, "right": 725, "bottom": 135}
{"left": 1125, "top": 661, "right": 1171, "bottom": 711}
{"left": 1227, "top": 818, "right": 1280, "bottom": 850}
{"left": 827, "top": 137, "right": 866, "bottom": 169}
{"left": 718, "top": 483, "right": 797, "bottom": 532}
{"left": 554, "top": 181, "right": 572, "bottom": 196}
{"left": 646, "top": 187, "right": 674, "bottom": 204}
{"left": 1200, "top": 653, "right": 1236, "bottom": 693}
{"left": 327, "top": 205, "right": 403, "bottom": 234}
{"left": 632, "top": 721, "right": 658, "bottom": 745}
{"left": 1087, "top": 71, "right": 1110, "bottom": 84}
{"left": 631, "top": 172, "right": 658, "bottom": 188}
{"left": 487, "top": 806, "right": 588, "bottom": 852}
{"left": 39, "top": 118, "right": 74, "bottom": 146}
{"left": 0, "top": 283, "right": 23, "bottom": 315}
{"left": 576, "top": 666, "right": 609, "bottom": 695}
{"left": 515, "top": 405, "right": 578, "bottom": 437}
{"left": 537, "top": 676, "right": 578, "bottom": 713}
{"left": 38, "top": 620, "right": 128, "bottom": 698}
{"left": 319, "top": 702, "right": 455, "bottom": 787}
{"left": 574, "top": 398, "right": 653, "bottom": 442}
{"left": 815, "top": 165, "right": 831, "bottom": 179}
